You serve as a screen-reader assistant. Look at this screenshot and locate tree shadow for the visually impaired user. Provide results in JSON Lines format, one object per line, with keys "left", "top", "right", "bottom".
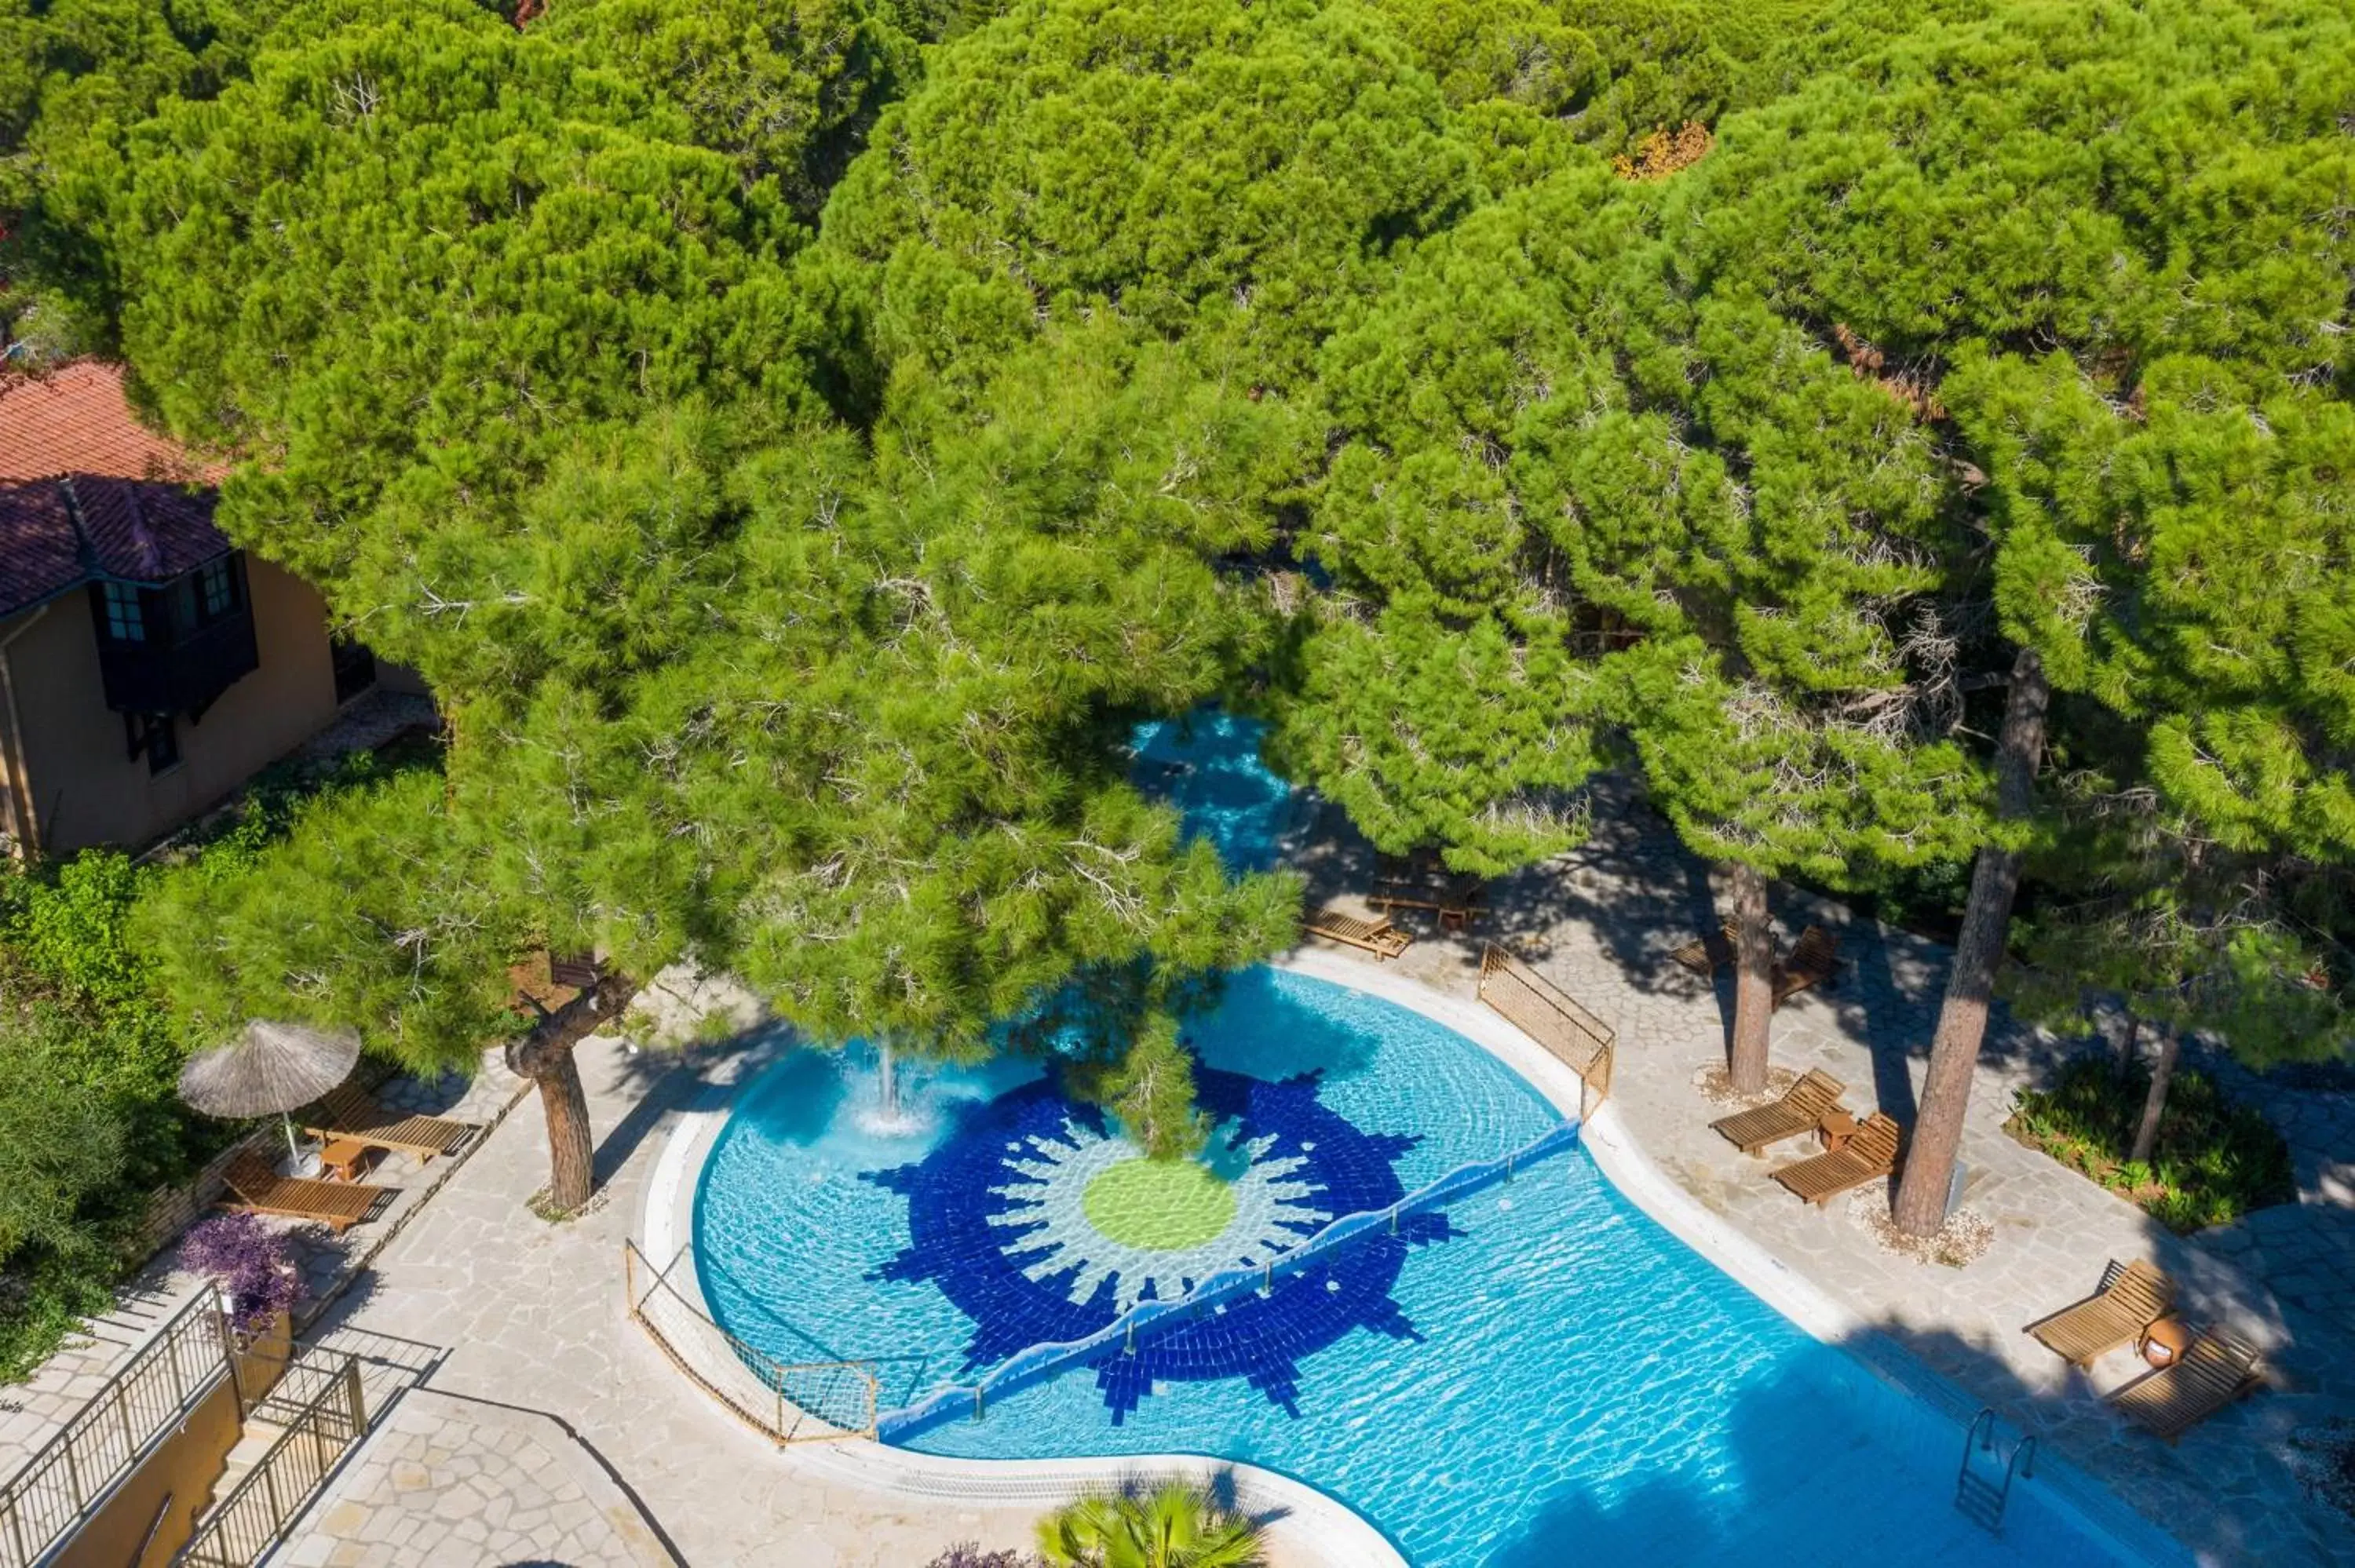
{"left": 587, "top": 1022, "right": 796, "bottom": 1187}
{"left": 1486, "top": 1314, "right": 2206, "bottom": 1568}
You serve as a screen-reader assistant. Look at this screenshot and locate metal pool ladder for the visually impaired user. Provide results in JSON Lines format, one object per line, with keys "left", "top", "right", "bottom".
{"left": 1955, "top": 1408, "right": 2037, "bottom": 1533}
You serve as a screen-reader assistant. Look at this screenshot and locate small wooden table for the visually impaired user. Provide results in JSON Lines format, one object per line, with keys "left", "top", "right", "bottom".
{"left": 1816, "top": 1108, "right": 1859, "bottom": 1153}
{"left": 2141, "top": 1316, "right": 2193, "bottom": 1369}
{"left": 319, "top": 1138, "right": 374, "bottom": 1183}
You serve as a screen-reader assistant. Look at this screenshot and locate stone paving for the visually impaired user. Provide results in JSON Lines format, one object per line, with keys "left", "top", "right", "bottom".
{"left": 0, "top": 1049, "right": 520, "bottom": 1484}
{"left": 1298, "top": 775, "right": 2355, "bottom": 1568}
{"left": 273, "top": 1388, "right": 675, "bottom": 1568}
{"left": 291, "top": 1031, "right": 1049, "bottom": 1567}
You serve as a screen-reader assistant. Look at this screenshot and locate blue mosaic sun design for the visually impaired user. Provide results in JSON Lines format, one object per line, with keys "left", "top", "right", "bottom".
{"left": 863, "top": 1067, "right": 1459, "bottom": 1422}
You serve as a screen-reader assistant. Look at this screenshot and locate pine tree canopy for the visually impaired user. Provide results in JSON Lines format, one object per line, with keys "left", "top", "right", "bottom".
{"left": 4, "top": 0, "right": 2348, "bottom": 1109}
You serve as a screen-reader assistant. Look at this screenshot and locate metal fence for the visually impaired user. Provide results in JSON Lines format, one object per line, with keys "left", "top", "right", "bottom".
{"left": 623, "top": 1242, "right": 878, "bottom": 1444}
{"left": 0, "top": 1292, "right": 230, "bottom": 1568}
{"left": 173, "top": 1355, "right": 365, "bottom": 1568}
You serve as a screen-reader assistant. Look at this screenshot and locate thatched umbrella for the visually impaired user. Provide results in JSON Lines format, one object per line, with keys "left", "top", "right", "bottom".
{"left": 179, "top": 1021, "right": 363, "bottom": 1176}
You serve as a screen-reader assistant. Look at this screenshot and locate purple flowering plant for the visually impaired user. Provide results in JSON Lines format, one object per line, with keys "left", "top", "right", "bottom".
{"left": 178, "top": 1214, "right": 301, "bottom": 1333}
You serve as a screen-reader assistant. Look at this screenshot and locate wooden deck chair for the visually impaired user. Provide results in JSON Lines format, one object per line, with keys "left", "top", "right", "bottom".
{"left": 1367, "top": 877, "right": 1487, "bottom": 932}
{"left": 1373, "top": 849, "right": 1444, "bottom": 888}
{"left": 2107, "top": 1326, "right": 2263, "bottom": 1443}
{"left": 1771, "top": 925, "right": 1842, "bottom": 1005}
{"left": 1710, "top": 1069, "right": 1849, "bottom": 1156}
{"left": 301, "top": 1085, "right": 479, "bottom": 1164}
{"left": 1302, "top": 906, "right": 1411, "bottom": 960}
{"left": 1670, "top": 919, "right": 1740, "bottom": 976}
{"left": 220, "top": 1153, "right": 394, "bottom": 1234}
{"left": 1769, "top": 1112, "right": 1900, "bottom": 1205}
{"left": 2025, "top": 1259, "right": 2174, "bottom": 1369}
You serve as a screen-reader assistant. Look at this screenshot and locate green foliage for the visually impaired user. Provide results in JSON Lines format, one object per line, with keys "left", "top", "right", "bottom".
{"left": 538, "top": 0, "right": 933, "bottom": 223}
{"left": 1, "top": 0, "right": 263, "bottom": 365}
{"left": 1061, "top": 1015, "right": 1209, "bottom": 1161}
{"left": 1036, "top": 1478, "right": 1265, "bottom": 1568}
{"left": 18, "top": 0, "right": 2352, "bottom": 1221}
{"left": 814, "top": 0, "right": 1481, "bottom": 394}
{"left": 2010, "top": 1057, "right": 2296, "bottom": 1232}
{"left": 133, "top": 769, "right": 524, "bottom": 1075}
{"left": 0, "top": 1015, "right": 127, "bottom": 1260}
{"left": 83, "top": 0, "right": 821, "bottom": 668}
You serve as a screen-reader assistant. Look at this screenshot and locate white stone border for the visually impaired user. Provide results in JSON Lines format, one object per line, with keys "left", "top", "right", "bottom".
{"left": 640, "top": 954, "right": 2173, "bottom": 1568}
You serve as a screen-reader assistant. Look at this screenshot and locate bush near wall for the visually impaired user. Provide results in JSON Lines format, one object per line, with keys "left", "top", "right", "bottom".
{"left": 0, "top": 747, "right": 432, "bottom": 1382}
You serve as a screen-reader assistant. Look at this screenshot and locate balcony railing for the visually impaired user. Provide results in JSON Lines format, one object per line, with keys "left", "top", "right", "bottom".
{"left": 94, "top": 611, "right": 259, "bottom": 719}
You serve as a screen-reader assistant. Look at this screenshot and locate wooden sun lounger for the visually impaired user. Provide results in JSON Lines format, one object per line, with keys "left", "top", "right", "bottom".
{"left": 1710, "top": 1069, "right": 1849, "bottom": 1156}
{"left": 1374, "top": 849, "right": 1444, "bottom": 886}
{"left": 1367, "top": 877, "right": 1485, "bottom": 931}
{"left": 220, "top": 1153, "right": 394, "bottom": 1234}
{"left": 301, "top": 1085, "right": 479, "bottom": 1163}
{"left": 2025, "top": 1259, "right": 2174, "bottom": 1369}
{"left": 1671, "top": 919, "right": 1740, "bottom": 975}
{"left": 1771, "top": 924, "right": 1841, "bottom": 1005}
{"left": 1769, "top": 1112, "right": 1900, "bottom": 1205}
{"left": 1302, "top": 906, "right": 1411, "bottom": 960}
{"left": 2107, "top": 1326, "right": 2263, "bottom": 1443}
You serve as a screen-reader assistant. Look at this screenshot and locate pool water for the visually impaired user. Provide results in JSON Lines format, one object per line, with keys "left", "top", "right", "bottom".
{"left": 1128, "top": 707, "right": 1299, "bottom": 872}
{"left": 692, "top": 968, "right": 2175, "bottom": 1567}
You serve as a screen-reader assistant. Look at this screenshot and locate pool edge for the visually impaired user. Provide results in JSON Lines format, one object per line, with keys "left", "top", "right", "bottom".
{"left": 639, "top": 954, "right": 2189, "bottom": 1568}
{"left": 636, "top": 1011, "right": 1409, "bottom": 1568}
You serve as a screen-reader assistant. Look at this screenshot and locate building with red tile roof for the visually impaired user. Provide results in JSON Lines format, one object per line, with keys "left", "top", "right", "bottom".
{"left": 0, "top": 363, "right": 418, "bottom": 855}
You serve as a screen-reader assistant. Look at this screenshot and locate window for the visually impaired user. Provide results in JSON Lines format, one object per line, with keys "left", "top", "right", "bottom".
{"left": 123, "top": 713, "right": 179, "bottom": 775}
{"left": 98, "top": 582, "right": 145, "bottom": 643}
{"left": 197, "top": 558, "right": 236, "bottom": 620}
{"left": 330, "top": 635, "right": 378, "bottom": 705}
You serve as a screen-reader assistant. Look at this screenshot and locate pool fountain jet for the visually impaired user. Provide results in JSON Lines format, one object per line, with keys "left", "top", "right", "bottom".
{"left": 856, "top": 1041, "right": 934, "bottom": 1137}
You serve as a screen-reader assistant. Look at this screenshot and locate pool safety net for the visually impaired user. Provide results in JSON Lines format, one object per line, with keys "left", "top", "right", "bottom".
{"left": 624, "top": 1239, "right": 880, "bottom": 1443}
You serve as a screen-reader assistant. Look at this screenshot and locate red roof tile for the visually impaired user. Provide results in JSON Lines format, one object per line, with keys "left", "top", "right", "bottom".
{"left": 0, "top": 482, "right": 91, "bottom": 616}
{"left": 0, "top": 476, "right": 232, "bottom": 618}
{"left": 0, "top": 362, "right": 224, "bottom": 483}
{"left": 64, "top": 476, "right": 228, "bottom": 582}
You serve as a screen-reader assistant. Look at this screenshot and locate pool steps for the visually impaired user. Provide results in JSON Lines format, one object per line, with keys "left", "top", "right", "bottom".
{"left": 874, "top": 1118, "right": 1584, "bottom": 1442}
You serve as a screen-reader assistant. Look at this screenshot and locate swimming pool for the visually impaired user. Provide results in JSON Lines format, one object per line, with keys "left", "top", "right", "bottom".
{"left": 691, "top": 966, "right": 2180, "bottom": 1567}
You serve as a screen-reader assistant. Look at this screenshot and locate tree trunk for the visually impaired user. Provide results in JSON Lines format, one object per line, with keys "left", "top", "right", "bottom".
{"left": 504, "top": 969, "right": 634, "bottom": 1214}
{"left": 1892, "top": 647, "right": 2050, "bottom": 1237}
{"left": 531, "top": 1046, "right": 594, "bottom": 1212}
{"left": 2113, "top": 1014, "right": 2141, "bottom": 1082}
{"left": 2128, "top": 1026, "right": 2180, "bottom": 1167}
{"left": 1728, "top": 860, "right": 1774, "bottom": 1096}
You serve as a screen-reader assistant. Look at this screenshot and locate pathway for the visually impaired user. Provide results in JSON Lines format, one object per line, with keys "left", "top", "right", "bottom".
{"left": 271, "top": 1388, "right": 675, "bottom": 1568}
{"left": 287, "top": 1031, "right": 1049, "bottom": 1567}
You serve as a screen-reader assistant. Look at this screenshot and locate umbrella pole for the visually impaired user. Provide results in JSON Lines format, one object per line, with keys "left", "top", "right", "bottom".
{"left": 283, "top": 1113, "right": 301, "bottom": 1165}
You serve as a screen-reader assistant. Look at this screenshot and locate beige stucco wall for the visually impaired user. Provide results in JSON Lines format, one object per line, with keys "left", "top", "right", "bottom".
{"left": 1, "top": 559, "right": 346, "bottom": 855}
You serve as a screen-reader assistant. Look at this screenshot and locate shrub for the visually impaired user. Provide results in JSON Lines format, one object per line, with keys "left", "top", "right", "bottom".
{"left": 177, "top": 1215, "right": 302, "bottom": 1334}
{"left": 2008, "top": 1057, "right": 2297, "bottom": 1232}
{"left": 1036, "top": 1479, "right": 1264, "bottom": 1568}
{"left": 925, "top": 1548, "right": 1037, "bottom": 1568}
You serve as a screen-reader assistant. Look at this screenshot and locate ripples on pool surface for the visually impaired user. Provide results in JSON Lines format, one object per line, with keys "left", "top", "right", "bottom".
{"left": 695, "top": 968, "right": 2176, "bottom": 1566}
